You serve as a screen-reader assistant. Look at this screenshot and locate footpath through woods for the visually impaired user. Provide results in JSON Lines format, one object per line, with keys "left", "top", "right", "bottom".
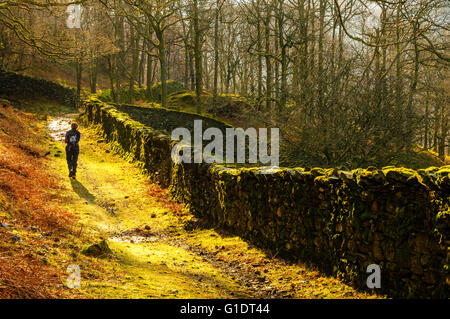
{"left": 44, "top": 112, "right": 378, "bottom": 299}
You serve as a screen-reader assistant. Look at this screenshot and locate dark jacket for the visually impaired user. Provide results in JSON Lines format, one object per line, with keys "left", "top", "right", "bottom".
{"left": 65, "top": 129, "right": 81, "bottom": 153}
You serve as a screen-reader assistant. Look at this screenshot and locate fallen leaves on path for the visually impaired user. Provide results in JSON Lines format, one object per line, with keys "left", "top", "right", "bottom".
{"left": 0, "top": 104, "right": 78, "bottom": 298}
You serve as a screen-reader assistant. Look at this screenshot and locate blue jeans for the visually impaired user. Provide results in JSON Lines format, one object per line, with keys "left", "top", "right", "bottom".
{"left": 66, "top": 146, "right": 79, "bottom": 174}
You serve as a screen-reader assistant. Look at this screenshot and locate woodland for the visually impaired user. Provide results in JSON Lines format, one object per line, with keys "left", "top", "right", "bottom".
{"left": 0, "top": 0, "right": 448, "bottom": 168}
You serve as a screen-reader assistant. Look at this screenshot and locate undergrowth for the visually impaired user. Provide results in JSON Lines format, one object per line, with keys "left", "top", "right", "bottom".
{"left": 0, "top": 102, "right": 77, "bottom": 298}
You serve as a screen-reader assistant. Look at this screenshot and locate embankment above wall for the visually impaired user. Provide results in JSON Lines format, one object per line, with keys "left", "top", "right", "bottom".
{"left": 0, "top": 70, "right": 77, "bottom": 106}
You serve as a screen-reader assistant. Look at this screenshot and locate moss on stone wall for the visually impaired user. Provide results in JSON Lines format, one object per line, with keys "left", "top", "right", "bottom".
{"left": 82, "top": 98, "right": 450, "bottom": 298}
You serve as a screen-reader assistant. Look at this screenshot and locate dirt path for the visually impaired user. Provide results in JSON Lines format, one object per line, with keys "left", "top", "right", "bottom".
{"left": 47, "top": 114, "right": 377, "bottom": 299}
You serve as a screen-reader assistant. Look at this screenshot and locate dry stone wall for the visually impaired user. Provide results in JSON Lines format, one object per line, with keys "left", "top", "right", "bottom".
{"left": 82, "top": 98, "right": 449, "bottom": 298}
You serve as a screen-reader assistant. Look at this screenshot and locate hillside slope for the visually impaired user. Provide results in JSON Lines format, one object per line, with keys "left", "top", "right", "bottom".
{"left": 0, "top": 100, "right": 79, "bottom": 298}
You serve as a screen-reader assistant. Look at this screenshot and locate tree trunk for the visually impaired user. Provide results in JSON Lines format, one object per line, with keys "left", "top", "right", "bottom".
{"left": 277, "top": 0, "right": 287, "bottom": 116}
{"left": 89, "top": 58, "right": 98, "bottom": 94}
{"left": 212, "top": 0, "right": 220, "bottom": 106}
{"left": 424, "top": 93, "right": 429, "bottom": 149}
{"left": 406, "top": 21, "right": 420, "bottom": 146}
{"left": 146, "top": 43, "right": 153, "bottom": 98}
{"left": 256, "top": 0, "right": 263, "bottom": 104}
{"left": 439, "top": 104, "right": 448, "bottom": 160}
{"left": 265, "top": 7, "right": 272, "bottom": 114}
{"left": 106, "top": 56, "right": 117, "bottom": 102}
{"left": 128, "top": 31, "right": 139, "bottom": 104}
{"left": 189, "top": 51, "right": 195, "bottom": 91}
{"left": 317, "top": 0, "right": 325, "bottom": 112}
{"left": 184, "top": 46, "right": 189, "bottom": 89}
{"left": 157, "top": 30, "right": 168, "bottom": 108}
{"left": 193, "top": 0, "right": 203, "bottom": 114}
{"left": 138, "top": 40, "right": 146, "bottom": 88}
{"left": 75, "top": 61, "right": 82, "bottom": 106}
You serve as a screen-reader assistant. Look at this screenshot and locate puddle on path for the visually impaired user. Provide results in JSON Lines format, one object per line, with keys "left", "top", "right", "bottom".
{"left": 48, "top": 115, "right": 77, "bottom": 141}
{"left": 109, "top": 234, "right": 159, "bottom": 244}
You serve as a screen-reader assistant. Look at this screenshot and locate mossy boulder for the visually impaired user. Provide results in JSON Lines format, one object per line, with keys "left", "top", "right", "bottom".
{"left": 149, "top": 80, "right": 185, "bottom": 102}
{"left": 82, "top": 240, "right": 113, "bottom": 258}
{"left": 210, "top": 95, "right": 253, "bottom": 117}
{"left": 168, "top": 91, "right": 196, "bottom": 106}
{"left": 97, "top": 87, "right": 147, "bottom": 103}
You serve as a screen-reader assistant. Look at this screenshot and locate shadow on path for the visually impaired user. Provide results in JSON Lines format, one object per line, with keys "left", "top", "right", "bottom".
{"left": 70, "top": 179, "right": 96, "bottom": 204}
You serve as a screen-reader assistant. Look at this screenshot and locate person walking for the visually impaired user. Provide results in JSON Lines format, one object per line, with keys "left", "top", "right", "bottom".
{"left": 65, "top": 122, "right": 81, "bottom": 178}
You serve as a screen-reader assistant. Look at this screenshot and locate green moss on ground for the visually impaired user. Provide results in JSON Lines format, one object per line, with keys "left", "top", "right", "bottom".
{"left": 45, "top": 115, "right": 377, "bottom": 299}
